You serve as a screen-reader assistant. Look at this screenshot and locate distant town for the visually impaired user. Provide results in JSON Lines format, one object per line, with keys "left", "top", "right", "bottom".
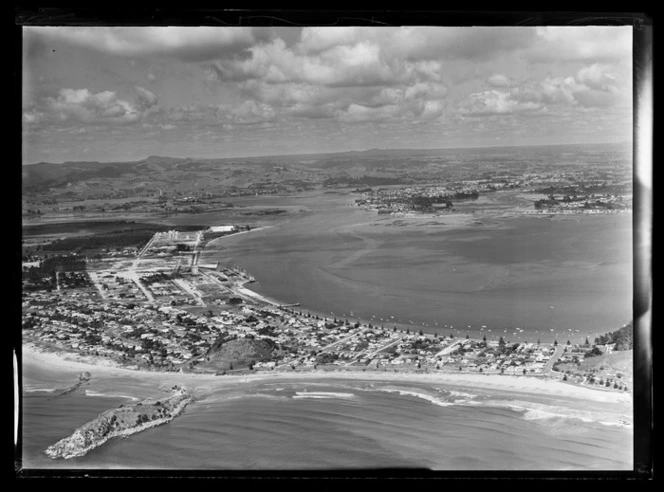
{"left": 22, "top": 225, "right": 633, "bottom": 393}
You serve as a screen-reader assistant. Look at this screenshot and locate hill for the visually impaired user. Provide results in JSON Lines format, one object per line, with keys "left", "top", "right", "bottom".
{"left": 195, "top": 336, "right": 279, "bottom": 371}
{"left": 594, "top": 320, "right": 633, "bottom": 350}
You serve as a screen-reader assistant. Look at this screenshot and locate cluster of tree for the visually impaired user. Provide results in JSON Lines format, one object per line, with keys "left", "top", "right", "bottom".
{"left": 22, "top": 255, "right": 86, "bottom": 281}
{"left": 39, "top": 230, "right": 153, "bottom": 253}
{"left": 315, "top": 352, "right": 340, "bottom": 364}
{"left": 451, "top": 190, "right": 479, "bottom": 200}
{"left": 409, "top": 195, "right": 435, "bottom": 212}
{"left": 257, "top": 325, "right": 278, "bottom": 337}
{"left": 594, "top": 321, "right": 633, "bottom": 351}
{"left": 141, "top": 272, "right": 171, "bottom": 285}
{"left": 534, "top": 198, "right": 560, "bottom": 209}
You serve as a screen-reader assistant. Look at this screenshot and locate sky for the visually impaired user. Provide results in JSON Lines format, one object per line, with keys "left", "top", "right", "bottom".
{"left": 22, "top": 26, "right": 633, "bottom": 164}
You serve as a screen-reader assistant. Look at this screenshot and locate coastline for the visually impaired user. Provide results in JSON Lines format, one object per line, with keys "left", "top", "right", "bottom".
{"left": 22, "top": 342, "right": 631, "bottom": 407}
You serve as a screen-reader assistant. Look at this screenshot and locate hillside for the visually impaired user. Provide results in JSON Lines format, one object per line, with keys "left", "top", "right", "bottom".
{"left": 594, "top": 320, "right": 633, "bottom": 351}
{"left": 556, "top": 350, "right": 633, "bottom": 390}
{"left": 195, "top": 336, "right": 279, "bottom": 371}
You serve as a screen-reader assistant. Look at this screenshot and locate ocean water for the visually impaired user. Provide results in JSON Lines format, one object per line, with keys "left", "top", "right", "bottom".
{"left": 201, "top": 194, "right": 632, "bottom": 344}
{"left": 21, "top": 362, "right": 633, "bottom": 471}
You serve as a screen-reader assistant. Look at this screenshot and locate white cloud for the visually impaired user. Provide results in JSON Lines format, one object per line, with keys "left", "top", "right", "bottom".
{"left": 462, "top": 63, "right": 630, "bottom": 116}
{"left": 216, "top": 100, "right": 276, "bottom": 125}
{"left": 487, "top": 74, "right": 512, "bottom": 87}
{"left": 335, "top": 103, "right": 401, "bottom": 123}
{"left": 576, "top": 64, "right": 619, "bottom": 91}
{"left": 26, "top": 26, "right": 258, "bottom": 62}
{"left": 525, "top": 27, "right": 632, "bottom": 63}
{"left": 459, "top": 90, "right": 543, "bottom": 116}
{"left": 43, "top": 86, "right": 158, "bottom": 124}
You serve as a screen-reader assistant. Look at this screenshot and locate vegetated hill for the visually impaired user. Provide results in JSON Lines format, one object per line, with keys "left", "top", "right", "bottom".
{"left": 556, "top": 349, "right": 633, "bottom": 387}
{"left": 594, "top": 320, "right": 633, "bottom": 351}
{"left": 199, "top": 336, "right": 278, "bottom": 370}
{"left": 576, "top": 350, "right": 633, "bottom": 375}
{"left": 22, "top": 161, "right": 138, "bottom": 191}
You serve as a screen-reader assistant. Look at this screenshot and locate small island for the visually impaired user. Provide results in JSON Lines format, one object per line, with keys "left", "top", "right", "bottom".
{"left": 45, "top": 386, "right": 191, "bottom": 459}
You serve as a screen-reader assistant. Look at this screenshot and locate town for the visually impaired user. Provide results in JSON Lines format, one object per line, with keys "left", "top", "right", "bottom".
{"left": 22, "top": 226, "right": 632, "bottom": 393}
{"left": 353, "top": 170, "right": 632, "bottom": 216}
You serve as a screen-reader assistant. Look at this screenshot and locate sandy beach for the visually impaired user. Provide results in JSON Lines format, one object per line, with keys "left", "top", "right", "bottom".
{"left": 21, "top": 342, "right": 634, "bottom": 470}
{"left": 21, "top": 343, "right": 632, "bottom": 410}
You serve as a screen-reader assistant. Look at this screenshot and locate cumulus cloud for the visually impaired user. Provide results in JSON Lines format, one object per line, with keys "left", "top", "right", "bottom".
{"left": 297, "top": 27, "right": 537, "bottom": 62}
{"left": 215, "top": 100, "right": 276, "bottom": 125}
{"left": 25, "top": 26, "right": 259, "bottom": 62}
{"left": 335, "top": 103, "right": 402, "bottom": 123}
{"left": 525, "top": 27, "right": 632, "bottom": 63}
{"left": 487, "top": 74, "right": 512, "bottom": 87}
{"left": 576, "top": 64, "right": 619, "bottom": 91}
{"left": 459, "top": 90, "right": 543, "bottom": 116}
{"left": 462, "top": 62, "right": 629, "bottom": 116}
{"left": 205, "top": 31, "right": 453, "bottom": 125}
{"left": 42, "top": 86, "right": 158, "bottom": 124}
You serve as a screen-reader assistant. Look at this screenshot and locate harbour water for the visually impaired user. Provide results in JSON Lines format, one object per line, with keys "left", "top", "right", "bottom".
{"left": 201, "top": 193, "right": 632, "bottom": 344}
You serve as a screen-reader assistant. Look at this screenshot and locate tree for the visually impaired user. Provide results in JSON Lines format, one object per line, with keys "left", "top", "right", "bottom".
{"left": 482, "top": 335, "right": 487, "bottom": 342}
{"left": 419, "top": 329, "right": 424, "bottom": 336}
{"left": 537, "top": 338, "right": 541, "bottom": 345}
{"left": 554, "top": 339, "right": 558, "bottom": 346}
{"left": 466, "top": 333, "right": 469, "bottom": 339}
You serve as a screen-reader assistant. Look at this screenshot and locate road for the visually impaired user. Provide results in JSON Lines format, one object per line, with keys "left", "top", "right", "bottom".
{"left": 320, "top": 328, "right": 366, "bottom": 352}
{"left": 87, "top": 271, "right": 108, "bottom": 300}
{"left": 344, "top": 334, "right": 405, "bottom": 366}
{"left": 171, "top": 277, "right": 206, "bottom": 306}
{"left": 125, "top": 271, "right": 155, "bottom": 302}
{"left": 543, "top": 344, "right": 566, "bottom": 374}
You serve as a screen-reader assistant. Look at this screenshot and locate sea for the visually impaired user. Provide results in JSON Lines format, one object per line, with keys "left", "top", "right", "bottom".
{"left": 21, "top": 361, "right": 632, "bottom": 471}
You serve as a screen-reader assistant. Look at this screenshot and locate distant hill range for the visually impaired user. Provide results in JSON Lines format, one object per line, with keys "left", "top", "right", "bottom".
{"left": 22, "top": 142, "right": 632, "bottom": 194}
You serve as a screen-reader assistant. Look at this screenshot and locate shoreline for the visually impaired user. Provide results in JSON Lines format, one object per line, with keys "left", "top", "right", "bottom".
{"left": 194, "top": 210, "right": 630, "bottom": 344}
{"left": 21, "top": 342, "right": 632, "bottom": 407}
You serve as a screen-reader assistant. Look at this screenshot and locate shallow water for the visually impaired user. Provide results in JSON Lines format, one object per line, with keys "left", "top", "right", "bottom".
{"left": 201, "top": 194, "right": 632, "bottom": 343}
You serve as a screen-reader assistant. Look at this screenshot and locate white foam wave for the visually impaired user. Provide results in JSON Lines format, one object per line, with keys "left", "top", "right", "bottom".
{"left": 24, "top": 388, "right": 57, "bottom": 394}
{"left": 379, "top": 389, "right": 454, "bottom": 407}
{"left": 447, "top": 390, "right": 477, "bottom": 399}
{"left": 478, "top": 399, "right": 632, "bottom": 428}
{"left": 84, "top": 390, "right": 139, "bottom": 401}
{"left": 292, "top": 391, "right": 355, "bottom": 399}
